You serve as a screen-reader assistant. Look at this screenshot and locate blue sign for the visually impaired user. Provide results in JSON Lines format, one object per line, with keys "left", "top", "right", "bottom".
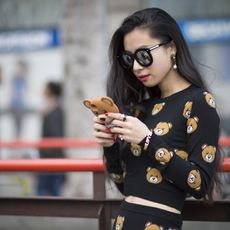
{"left": 0, "top": 28, "right": 60, "bottom": 53}
{"left": 178, "top": 19, "right": 230, "bottom": 44}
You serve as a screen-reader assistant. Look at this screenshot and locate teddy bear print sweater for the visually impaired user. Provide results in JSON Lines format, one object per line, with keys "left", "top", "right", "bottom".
{"left": 104, "top": 85, "right": 220, "bottom": 212}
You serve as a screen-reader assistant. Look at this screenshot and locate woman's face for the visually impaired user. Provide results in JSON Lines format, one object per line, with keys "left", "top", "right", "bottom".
{"left": 123, "top": 28, "right": 176, "bottom": 88}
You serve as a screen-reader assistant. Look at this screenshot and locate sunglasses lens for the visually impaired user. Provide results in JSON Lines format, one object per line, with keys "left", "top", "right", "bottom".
{"left": 119, "top": 53, "right": 134, "bottom": 69}
{"left": 136, "top": 50, "right": 152, "bottom": 66}
{"left": 118, "top": 49, "right": 153, "bottom": 69}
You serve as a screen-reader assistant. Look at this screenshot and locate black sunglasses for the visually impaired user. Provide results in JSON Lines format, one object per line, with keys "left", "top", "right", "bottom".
{"left": 117, "top": 41, "right": 170, "bottom": 70}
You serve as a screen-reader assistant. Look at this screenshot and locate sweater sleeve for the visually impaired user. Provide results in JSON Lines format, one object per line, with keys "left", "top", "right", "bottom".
{"left": 103, "top": 142, "right": 124, "bottom": 194}
{"left": 140, "top": 91, "right": 220, "bottom": 199}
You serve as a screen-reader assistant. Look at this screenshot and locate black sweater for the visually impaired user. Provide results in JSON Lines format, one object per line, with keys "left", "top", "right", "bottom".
{"left": 104, "top": 85, "right": 220, "bottom": 211}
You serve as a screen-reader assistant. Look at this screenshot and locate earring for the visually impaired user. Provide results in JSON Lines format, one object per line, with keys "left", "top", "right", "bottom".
{"left": 171, "top": 54, "right": 177, "bottom": 70}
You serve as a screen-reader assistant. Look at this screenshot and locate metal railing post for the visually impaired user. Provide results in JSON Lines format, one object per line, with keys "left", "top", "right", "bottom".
{"left": 93, "top": 171, "right": 112, "bottom": 230}
{"left": 93, "top": 171, "right": 106, "bottom": 200}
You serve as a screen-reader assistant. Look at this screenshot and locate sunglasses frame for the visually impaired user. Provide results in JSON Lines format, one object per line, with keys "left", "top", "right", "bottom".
{"left": 117, "top": 41, "right": 170, "bottom": 69}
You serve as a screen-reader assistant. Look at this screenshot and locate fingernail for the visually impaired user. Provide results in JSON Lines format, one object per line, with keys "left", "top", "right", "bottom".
{"left": 100, "top": 117, "right": 106, "bottom": 121}
{"left": 105, "top": 127, "right": 110, "bottom": 133}
{"left": 112, "top": 134, "right": 116, "bottom": 141}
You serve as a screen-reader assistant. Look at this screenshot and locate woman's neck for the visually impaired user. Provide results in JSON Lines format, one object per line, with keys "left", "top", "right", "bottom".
{"left": 159, "top": 72, "right": 191, "bottom": 98}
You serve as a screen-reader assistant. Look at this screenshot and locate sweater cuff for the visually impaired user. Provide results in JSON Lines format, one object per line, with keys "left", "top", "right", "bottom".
{"left": 138, "top": 131, "right": 153, "bottom": 150}
{"left": 139, "top": 131, "right": 165, "bottom": 152}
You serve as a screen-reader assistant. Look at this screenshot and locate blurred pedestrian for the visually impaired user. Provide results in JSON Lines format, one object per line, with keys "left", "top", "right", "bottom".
{"left": 36, "top": 81, "right": 66, "bottom": 196}
{"left": 10, "top": 59, "right": 28, "bottom": 138}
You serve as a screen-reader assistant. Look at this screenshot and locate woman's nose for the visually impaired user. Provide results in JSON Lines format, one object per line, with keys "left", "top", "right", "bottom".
{"left": 133, "top": 59, "right": 144, "bottom": 71}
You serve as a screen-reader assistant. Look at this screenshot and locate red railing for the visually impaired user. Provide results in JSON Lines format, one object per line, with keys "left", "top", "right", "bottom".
{"left": 0, "top": 138, "right": 99, "bottom": 148}
{"left": 0, "top": 159, "right": 104, "bottom": 172}
{"left": 0, "top": 136, "right": 228, "bottom": 148}
{"left": 0, "top": 137, "right": 230, "bottom": 172}
{"left": 0, "top": 158, "right": 228, "bottom": 172}
{"left": 218, "top": 136, "right": 230, "bottom": 147}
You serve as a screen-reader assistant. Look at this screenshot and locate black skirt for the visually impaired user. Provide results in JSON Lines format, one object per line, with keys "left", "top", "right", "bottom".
{"left": 113, "top": 200, "right": 182, "bottom": 230}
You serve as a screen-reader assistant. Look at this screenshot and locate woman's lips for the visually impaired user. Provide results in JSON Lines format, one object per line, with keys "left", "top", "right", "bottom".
{"left": 137, "top": 74, "right": 150, "bottom": 82}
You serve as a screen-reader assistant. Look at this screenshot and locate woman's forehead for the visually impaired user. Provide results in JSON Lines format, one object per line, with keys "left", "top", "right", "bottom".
{"left": 123, "top": 28, "right": 160, "bottom": 52}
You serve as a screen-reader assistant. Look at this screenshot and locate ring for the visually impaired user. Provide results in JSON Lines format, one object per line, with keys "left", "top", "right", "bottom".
{"left": 122, "top": 114, "right": 127, "bottom": 122}
{"left": 118, "top": 134, "right": 124, "bottom": 140}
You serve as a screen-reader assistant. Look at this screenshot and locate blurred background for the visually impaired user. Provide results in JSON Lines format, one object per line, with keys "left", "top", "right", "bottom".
{"left": 0, "top": 0, "right": 230, "bottom": 229}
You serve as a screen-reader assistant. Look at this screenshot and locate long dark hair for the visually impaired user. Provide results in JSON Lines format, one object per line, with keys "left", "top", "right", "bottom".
{"left": 107, "top": 8, "right": 206, "bottom": 112}
{"left": 106, "top": 8, "right": 221, "bottom": 202}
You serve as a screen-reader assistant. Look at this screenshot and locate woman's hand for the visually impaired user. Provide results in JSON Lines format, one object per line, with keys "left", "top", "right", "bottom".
{"left": 107, "top": 113, "right": 150, "bottom": 144}
{"left": 93, "top": 116, "right": 116, "bottom": 147}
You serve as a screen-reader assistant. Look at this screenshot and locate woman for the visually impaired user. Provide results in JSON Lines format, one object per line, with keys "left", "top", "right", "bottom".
{"left": 93, "top": 8, "right": 220, "bottom": 230}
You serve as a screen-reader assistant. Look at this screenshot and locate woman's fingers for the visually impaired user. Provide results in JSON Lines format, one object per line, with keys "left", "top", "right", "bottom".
{"left": 93, "top": 117, "right": 116, "bottom": 146}
{"left": 107, "top": 112, "right": 130, "bottom": 128}
{"left": 93, "top": 116, "right": 105, "bottom": 124}
{"left": 106, "top": 113, "right": 127, "bottom": 121}
{"left": 93, "top": 122, "right": 107, "bottom": 132}
{"left": 93, "top": 129, "right": 114, "bottom": 139}
{"left": 107, "top": 113, "right": 150, "bottom": 144}
{"left": 109, "top": 126, "right": 125, "bottom": 135}
{"left": 94, "top": 131, "right": 115, "bottom": 147}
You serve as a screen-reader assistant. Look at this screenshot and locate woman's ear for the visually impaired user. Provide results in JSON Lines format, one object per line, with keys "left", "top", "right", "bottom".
{"left": 169, "top": 40, "right": 177, "bottom": 55}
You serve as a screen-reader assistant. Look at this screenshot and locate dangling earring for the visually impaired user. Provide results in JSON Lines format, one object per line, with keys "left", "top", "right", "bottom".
{"left": 171, "top": 54, "right": 177, "bottom": 70}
